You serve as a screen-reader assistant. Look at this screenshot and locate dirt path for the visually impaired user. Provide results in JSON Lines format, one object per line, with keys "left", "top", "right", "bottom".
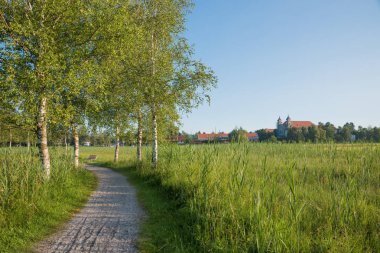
{"left": 34, "top": 165, "right": 146, "bottom": 253}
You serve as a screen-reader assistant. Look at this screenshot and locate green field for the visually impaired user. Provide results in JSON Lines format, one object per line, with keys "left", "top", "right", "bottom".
{"left": 83, "top": 143, "right": 380, "bottom": 252}
{"left": 0, "top": 148, "right": 97, "bottom": 253}
{"left": 1, "top": 144, "right": 378, "bottom": 252}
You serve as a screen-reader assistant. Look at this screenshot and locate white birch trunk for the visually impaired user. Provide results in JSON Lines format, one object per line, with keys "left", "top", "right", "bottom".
{"left": 37, "top": 96, "right": 51, "bottom": 178}
{"left": 73, "top": 126, "right": 79, "bottom": 168}
{"left": 150, "top": 25, "right": 158, "bottom": 168}
{"left": 151, "top": 105, "right": 158, "bottom": 168}
{"left": 137, "top": 110, "right": 143, "bottom": 162}
{"left": 27, "top": 132, "right": 30, "bottom": 150}
{"left": 114, "top": 126, "right": 120, "bottom": 162}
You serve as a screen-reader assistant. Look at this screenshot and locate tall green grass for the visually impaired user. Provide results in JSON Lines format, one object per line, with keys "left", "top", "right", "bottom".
{"left": 0, "top": 147, "right": 96, "bottom": 252}
{"left": 89, "top": 143, "right": 379, "bottom": 252}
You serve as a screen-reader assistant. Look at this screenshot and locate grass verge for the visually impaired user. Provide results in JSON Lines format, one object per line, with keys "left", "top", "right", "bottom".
{"left": 0, "top": 148, "right": 97, "bottom": 253}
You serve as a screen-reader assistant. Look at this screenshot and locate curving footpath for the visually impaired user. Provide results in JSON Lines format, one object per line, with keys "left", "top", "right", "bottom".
{"left": 34, "top": 165, "right": 145, "bottom": 253}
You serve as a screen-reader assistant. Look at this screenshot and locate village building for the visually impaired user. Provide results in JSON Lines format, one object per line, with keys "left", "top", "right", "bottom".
{"left": 196, "top": 132, "right": 229, "bottom": 143}
{"left": 171, "top": 131, "right": 259, "bottom": 144}
{"left": 276, "top": 116, "right": 314, "bottom": 138}
{"left": 246, "top": 132, "right": 259, "bottom": 142}
{"left": 196, "top": 131, "right": 258, "bottom": 143}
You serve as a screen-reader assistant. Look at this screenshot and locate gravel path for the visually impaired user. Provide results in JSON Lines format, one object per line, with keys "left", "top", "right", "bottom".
{"left": 34, "top": 165, "right": 146, "bottom": 253}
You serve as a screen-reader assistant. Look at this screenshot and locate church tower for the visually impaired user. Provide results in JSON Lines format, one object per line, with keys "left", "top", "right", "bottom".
{"left": 276, "top": 117, "right": 285, "bottom": 138}
{"left": 286, "top": 115, "right": 292, "bottom": 127}
{"left": 277, "top": 117, "right": 283, "bottom": 128}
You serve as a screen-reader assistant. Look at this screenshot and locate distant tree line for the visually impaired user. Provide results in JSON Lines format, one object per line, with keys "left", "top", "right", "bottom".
{"left": 176, "top": 127, "right": 256, "bottom": 144}
{"left": 257, "top": 122, "right": 380, "bottom": 143}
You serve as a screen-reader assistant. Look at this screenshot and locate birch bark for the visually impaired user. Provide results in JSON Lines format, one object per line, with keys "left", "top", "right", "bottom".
{"left": 27, "top": 132, "right": 30, "bottom": 150}
{"left": 151, "top": 105, "right": 158, "bottom": 168}
{"left": 37, "top": 97, "right": 51, "bottom": 178}
{"left": 114, "top": 126, "right": 120, "bottom": 162}
{"left": 137, "top": 110, "right": 143, "bottom": 162}
{"left": 73, "top": 126, "right": 79, "bottom": 168}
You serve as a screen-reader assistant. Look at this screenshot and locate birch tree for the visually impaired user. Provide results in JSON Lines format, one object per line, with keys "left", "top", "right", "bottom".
{"left": 0, "top": 0, "right": 122, "bottom": 175}
{"left": 1, "top": 0, "right": 80, "bottom": 177}
{"left": 139, "top": 0, "right": 216, "bottom": 168}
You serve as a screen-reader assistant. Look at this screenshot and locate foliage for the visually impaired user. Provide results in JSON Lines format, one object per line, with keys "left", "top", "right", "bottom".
{"left": 0, "top": 0, "right": 216, "bottom": 170}
{"left": 229, "top": 127, "right": 248, "bottom": 143}
{"left": 271, "top": 122, "right": 380, "bottom": 143}
{"left": 256, "top": 129, "right": 276, "bottom": 142}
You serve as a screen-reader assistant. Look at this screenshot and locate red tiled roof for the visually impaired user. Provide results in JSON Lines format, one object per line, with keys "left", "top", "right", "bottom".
{"left": 246, "top": 132, "right": 258, "bottom": 138}
{"left": 264, "top": 128, "right": 275, "bottom": 133}
{"left": 290, "top": 121, "right": 314, "bottom": 128}
{"left": 197, "top": 133, "right": 229, "bottom": 140}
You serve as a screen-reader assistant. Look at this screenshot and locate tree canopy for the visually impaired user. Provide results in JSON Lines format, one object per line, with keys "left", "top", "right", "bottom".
{"left": 0, "top": 0, "right": 217, "bottom": 177}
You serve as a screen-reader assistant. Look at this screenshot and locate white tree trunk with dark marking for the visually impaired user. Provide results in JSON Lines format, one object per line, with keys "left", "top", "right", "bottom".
{"left": 137, "top": 110, "right": 143, "bottom": 162}
{"left": 73, "top": 126, "right": 79, "bottom": 168}
{"left": 150, "top": 26, "right": 158, "bottom": 168}
{"left": 27, "top": 132, "right": 30, "bottom": 150}
{"left": 114, "top": 126, "right": 120, "bottom": 162}
{"left": 37, "top": 96, "right": 51, "bottom": 178}
{"left": 151, "top": 105, "right": 158, "bottom": 168}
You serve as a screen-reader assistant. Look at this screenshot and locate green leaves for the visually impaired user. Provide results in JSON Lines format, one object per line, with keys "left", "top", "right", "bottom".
{"left": 1, "top": 0, "right": 216, "bottom": 166}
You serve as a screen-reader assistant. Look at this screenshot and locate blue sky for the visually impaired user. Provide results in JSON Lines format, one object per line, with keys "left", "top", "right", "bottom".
{"left": 180, "top": 0, "right": 380, "bottom": 133}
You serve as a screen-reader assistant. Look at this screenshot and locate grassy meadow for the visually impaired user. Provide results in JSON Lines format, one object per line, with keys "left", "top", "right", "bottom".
{"left": 0, "top": 147, "right": 97, "bottom": 253}
{"left": 83, "top": 143, "right": 380, "bottom": 252}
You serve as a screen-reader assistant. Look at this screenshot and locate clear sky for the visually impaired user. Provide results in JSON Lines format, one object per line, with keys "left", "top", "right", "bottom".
{"left": 180, "top": 0, "right": 380, "bottom": 133}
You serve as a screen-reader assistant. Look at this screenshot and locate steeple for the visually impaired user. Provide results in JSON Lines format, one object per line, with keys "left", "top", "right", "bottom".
{"left": 277, "top": 117, "right": 283, "bottom": 129}
{"left": 286, "top": 115, "right": 292, "bottom": 127}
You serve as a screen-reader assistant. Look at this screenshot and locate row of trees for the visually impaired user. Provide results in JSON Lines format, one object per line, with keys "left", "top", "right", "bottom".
{"left": 0, "top": 125, "right": 127, "bottom": 148}
{"left": 257, "top": 123, "right": 380, "bottom": 143}
{"left": 0, "top": 0, "right": 217, "bottom": 178}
